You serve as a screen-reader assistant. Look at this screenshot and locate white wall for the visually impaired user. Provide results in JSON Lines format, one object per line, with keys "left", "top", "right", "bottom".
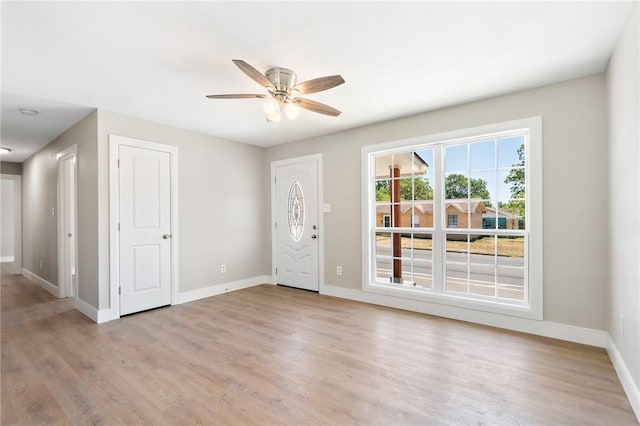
{"left": 265, "top": 74, "right": 608, "bottom": 331}
{"left": 22, "top": 111, "right": 99, "bottom": 304}
{"left": 607, "top": 1, "right": 639, "bottom": 394}
{"left": 96, "top": 110, "right": 270, "bottom": 310}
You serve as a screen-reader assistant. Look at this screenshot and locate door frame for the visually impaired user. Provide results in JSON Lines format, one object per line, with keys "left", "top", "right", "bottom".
{"left": 56, "top": 145, "right": 78, "bottom": 298}
{"left": 270, "top": 154, "right": 324, "bottom": 292}
{"left": 1, "top": 174, "right": 22, "bottom": 275}
{"left": 109, "top": 135, "right": 179, "bottom": 317}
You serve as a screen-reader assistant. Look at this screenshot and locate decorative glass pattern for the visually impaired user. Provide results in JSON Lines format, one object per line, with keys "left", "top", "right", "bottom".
{"left": 288, "top": 181, "right": 304, "bottom": 241}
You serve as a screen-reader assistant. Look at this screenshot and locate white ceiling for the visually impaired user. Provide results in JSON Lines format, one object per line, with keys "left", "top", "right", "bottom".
{"left": 1, "top": 1, "right": 633, "bottom": 162}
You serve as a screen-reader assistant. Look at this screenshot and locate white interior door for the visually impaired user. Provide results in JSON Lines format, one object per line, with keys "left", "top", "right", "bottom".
{"left": 61, "top": 155, "right": 76, "bottom": 297}
{"left": 275, "top": 159, "right": 319, "bottom": 291}
{"left": 119, "top": 145, "right": 172, "bottom": 315}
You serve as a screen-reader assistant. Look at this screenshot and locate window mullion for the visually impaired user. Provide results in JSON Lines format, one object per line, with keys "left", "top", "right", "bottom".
{"left": 433, "top": 144, "right": 443, "bottom": 292}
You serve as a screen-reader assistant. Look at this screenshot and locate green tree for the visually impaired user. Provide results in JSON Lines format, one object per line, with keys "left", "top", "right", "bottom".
{"left": 502, "top": 144, "right": 525, "bottom": 217}
{"left": 376, "top": 178, "right": 433, "bottom": 201}
{"left": 376, "top": 180, "right": 390, "bottom": 201}
{"left": 401, "top": 177, "right": 433, "bottom": 200}
{"left": 445, "top": 173, "right": 490, "bottom": 200}
{"left": 504, "top": 144, "right": 525, "bottom": 198}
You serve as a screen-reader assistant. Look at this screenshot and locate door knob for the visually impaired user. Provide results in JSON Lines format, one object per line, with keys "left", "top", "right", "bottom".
{"left": 311, "top": 234, "right": 317, "bottom": 239}
{"left": 162, "top": 234, "right": 172, "bottom": 239}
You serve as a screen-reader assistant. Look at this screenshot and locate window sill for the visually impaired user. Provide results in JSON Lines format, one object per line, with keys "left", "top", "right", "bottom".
{"left": 363, "top": 281, "right": 542, "bottom": 320}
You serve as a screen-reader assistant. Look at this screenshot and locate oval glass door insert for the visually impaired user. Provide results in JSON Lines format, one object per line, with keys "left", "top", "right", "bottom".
{"left": 288, "top": 181, "right": 304, "bottom": 241}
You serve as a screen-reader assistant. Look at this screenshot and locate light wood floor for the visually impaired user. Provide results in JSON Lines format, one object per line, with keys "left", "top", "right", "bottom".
{"left": 1, "top": 273, "right": 637, "bottom": 425}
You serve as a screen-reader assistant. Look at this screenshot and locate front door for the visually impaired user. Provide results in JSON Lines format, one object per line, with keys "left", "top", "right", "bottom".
{"left": 118, "top": 144, "right": 172, "bottom": 315}
{"left": 274, "top": 158, "right": 319, "bottom": 291}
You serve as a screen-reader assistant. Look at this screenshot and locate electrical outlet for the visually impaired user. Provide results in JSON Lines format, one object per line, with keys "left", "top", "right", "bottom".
{"left": 39, "top": 260, "right": 43, "bottom": 270}
{"left": 51, "top": 207, "right": 55, "bottom": 216}
{"left": 220, "top": 264, "right": 226, "bottom": 273}
{"left": 336, "top": 266, "right": 343, "bottom": 276}
{"left": 620, "top": 314, "right": 624, "bottom": 336}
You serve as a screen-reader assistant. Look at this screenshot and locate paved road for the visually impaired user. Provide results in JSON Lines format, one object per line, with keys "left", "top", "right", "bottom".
{"left": 375, "top": 247, "right": 524, "bottom": 287}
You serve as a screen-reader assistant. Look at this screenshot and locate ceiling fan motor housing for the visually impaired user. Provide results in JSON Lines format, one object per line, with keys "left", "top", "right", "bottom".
{"left": 266, "top": 68, "right": 297, "bottom": 99}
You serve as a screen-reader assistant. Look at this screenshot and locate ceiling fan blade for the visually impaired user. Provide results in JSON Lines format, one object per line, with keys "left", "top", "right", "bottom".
{"left": 232, "top": 59, "right": 274, "bottom": 89}
{"left": 291, "top": 75, "right": 345, "bottom": 95}
{"left": 295, "top": 98, "right": 341, "bottom": 117}
{"left": 206, "top": 94, "right": 267, "bottom": 99}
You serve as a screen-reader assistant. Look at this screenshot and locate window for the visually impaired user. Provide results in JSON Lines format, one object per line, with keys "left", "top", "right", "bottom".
{"left": 362, "top": 117, "right": 542, "bottom": 319}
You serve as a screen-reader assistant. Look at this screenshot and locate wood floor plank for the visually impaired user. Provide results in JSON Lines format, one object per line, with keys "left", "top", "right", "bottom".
{"left": 2, "top": 274, "right": 637, "bottom": 425}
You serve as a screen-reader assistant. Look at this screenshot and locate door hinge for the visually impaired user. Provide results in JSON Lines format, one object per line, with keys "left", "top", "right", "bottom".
{"left": 275, "top": 221, "right": 277, "bottom": 229}
{"left": 275, "top": 268, "right": 277, "bottom": 275}
{"left": 117, "top": 223, "right": 120, "bottom": 231}
{"left": 117, "top": 159, "right": 120, "bottom": 168}
{"left": 274, "top": 176, "right": 276, "bottom": 183}
{"left": 118, "top": 286, "right": 121, "bottom": 295}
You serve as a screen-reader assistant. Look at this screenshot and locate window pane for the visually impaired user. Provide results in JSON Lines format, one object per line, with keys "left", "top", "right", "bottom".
{"left": 445, "top": 144, "right": 467, "bottom": 174}
{"left": 497, "top": 266, "right": 525, "bottom": 300}
{"left": 414, "top": 201, "right": 434, "bottom": 227}
{"left": 400, "top": 258, "right": 415, "bottom": 285}
{"left": 469, "top": 201, "right": 490, "bottom": 229}
{"left": 497, "top": 201, "right": 525, "bottom": 230}
{"left": 497, "top": 136, "right": 525, "bottom": 169}
{"left": 446, "top": 200, "right": 470, "bottom": 228}
{"left": 375, "top": 180, "right": 391, "bottom": 201}
{"left": 470, "top": 263, "right": 495, "bottom": 297}
{"left": 412, "top": 177, "right": 434, "bottom": 200}
{"left": 482, "top": 202, "right": 499, "bottom": 230}
{"left": 414, "top": 260, "right": 433, "bottom": 289}
{"left": 375, "top": 257, "right": 392, "bottom": 282}
{"left": 497, "top": 236, "right": 525, "bottom": 267}
{"left": 445, "top": 172, "right": 469, "bottom": 199}
{"left": 445, "top": 234, "right": 468, "bottom": 293}
{"left": 498, "top": 167, "right": 525, "bottom": 202}
{"left": 469, "top": 235, "right": 496, "bottom": 257}
{"left": 470, "top": 140, "right": 495, "bottom": 171}
{"left": 469, "top": 235, "right": 496, "bottom": 296}
{"left": 375, "top": 232, "right": 392, "bottom": 257}
{"left": 412, "top": 233, "right": 433, "bottom": 289}
{"left": 469, "top": 170, "right": 495, "bottom": 200}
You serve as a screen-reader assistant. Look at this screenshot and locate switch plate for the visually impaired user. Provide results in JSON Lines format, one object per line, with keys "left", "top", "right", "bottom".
{"left": 323, "top": 203, "right": 331, "bottom": 213}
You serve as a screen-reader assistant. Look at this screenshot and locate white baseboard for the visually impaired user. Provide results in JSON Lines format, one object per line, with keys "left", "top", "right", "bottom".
{"left": 176, "top": 275, "right": 272, "bottom": 305}
{"left": 321, "top": 284, "right": 607, "bottom": 348}
{"left": 74, "top": 298, "right": 99, "bottom": 322}
{"left": 606, "top": 334, "right": 640, "bottom": 421}
{"left": 22, "top": 268, "right": 60, "bottom": 297}
{"left": 97, "top": 307, "right": 119, "bottom": 324}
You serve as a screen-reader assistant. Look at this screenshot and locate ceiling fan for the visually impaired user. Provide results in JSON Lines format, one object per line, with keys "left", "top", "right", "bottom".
{"left": 206, "top": 60, "right": 345, "bottom": 122}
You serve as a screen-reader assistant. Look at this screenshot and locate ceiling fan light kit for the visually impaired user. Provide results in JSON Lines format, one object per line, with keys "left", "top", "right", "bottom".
{"left": 207, "top": 59, "right": 345, "bottom": 122}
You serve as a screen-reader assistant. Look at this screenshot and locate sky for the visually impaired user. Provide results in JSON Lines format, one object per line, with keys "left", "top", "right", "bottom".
{"left": 411, "top": 135, "right": 525, "bottom": 203}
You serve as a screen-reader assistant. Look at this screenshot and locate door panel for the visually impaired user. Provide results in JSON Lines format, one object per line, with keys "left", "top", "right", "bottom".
{"left": 62, "top": 156, "right": 76, "bottom": 297}
{"left": 275, "top": 160, "right": 319, "bottom": 291}
{"left": 119, "top": 145, "right": 172, "bottom": 315}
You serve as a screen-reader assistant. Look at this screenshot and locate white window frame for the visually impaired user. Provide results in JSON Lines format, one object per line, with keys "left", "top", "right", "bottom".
{"left": 361, "top": 117, "right": 543, "bottom": 320}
